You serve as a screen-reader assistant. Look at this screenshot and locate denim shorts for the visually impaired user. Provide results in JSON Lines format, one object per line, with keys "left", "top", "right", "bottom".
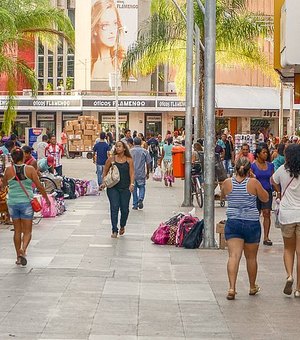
{"left": 8, "top": 202, "right": 34, "bottom": 220}
{"left": 225, "top": 218, "right": 261, "bottom": 244}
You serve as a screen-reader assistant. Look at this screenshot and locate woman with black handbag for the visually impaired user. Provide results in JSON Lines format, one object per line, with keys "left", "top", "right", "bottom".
{"left": 272, "top": 144, "right": 300, "bottom": 297}
{"left": 2, "top": 148, "right": 50, "bottom": 266}
{"left": 101, "top": 141, "right": 135, "bottom": 238}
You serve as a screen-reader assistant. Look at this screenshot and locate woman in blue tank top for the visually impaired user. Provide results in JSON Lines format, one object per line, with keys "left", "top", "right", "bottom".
{"left": 2, "top": 148, "right": 50, "bottom": 266}
{"left": 221, "top": 157, "right": 268, "bottom": 300}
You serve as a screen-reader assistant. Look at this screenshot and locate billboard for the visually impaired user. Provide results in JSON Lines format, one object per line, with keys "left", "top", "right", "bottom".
{"left": 91, "top": 0, "right": 138, "bottom": 81}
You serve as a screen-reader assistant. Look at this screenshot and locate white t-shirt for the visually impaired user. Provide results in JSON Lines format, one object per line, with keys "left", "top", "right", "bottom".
{"left": 272, "top": 165, "right": 300, "bottom": 224}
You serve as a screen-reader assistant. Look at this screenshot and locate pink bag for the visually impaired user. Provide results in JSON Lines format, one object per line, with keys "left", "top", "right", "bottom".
{"left": 41, "top": 194, "right": 57, "bottom": 218}
{"left": 151, "top": 223, "right": 170, "bottom": 245}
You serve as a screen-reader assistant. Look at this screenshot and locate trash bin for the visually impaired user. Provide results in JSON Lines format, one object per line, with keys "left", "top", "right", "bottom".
{"left": 172, "top": 146, "right": 185, "bottom": 178}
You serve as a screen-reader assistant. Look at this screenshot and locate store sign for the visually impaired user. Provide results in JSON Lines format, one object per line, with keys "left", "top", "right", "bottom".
{"left": 261, "top": 110, "right": 279, "bottom": 118}
{"left": 37, "top": 114, "right": 54, "bottom": 121}
{"left": 63, "top": 114, "right": 81, "bottom": 120}
{"left": 157, "top": 100, "right": 185, "bottom": 108}
{"left": 0, "top": 114, "right": 30, "bottom": 122}
{"left": 32, "top": 99, "right": 80, "bottom": 107}
{"left": 83, "top": 99, "right": 156, "bottom": 108}
{"left": 102, "top": 115, "right": 127, "bottom": 123}
{"left": 146, "top": 115, "right": 161, "bottom": 122}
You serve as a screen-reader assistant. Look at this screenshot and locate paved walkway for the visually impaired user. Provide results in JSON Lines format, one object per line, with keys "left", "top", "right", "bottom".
{"left": 0, "top": 158, "right": 298, "bottom": 339}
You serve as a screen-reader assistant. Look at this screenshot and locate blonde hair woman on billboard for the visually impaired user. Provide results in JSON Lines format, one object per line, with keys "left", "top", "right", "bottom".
{"left": 91, "top": 0, "right": 125, "bottom": 80}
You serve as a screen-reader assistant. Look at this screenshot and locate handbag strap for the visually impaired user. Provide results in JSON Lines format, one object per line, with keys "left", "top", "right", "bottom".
{"left": 281, "top": 176, "right": 294, "bottom": 199}
{"left": 12, "top": 165, "right": 31, "bottom": 200}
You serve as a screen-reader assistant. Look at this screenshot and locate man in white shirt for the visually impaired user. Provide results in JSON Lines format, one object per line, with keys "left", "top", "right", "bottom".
{"left": 36, "top": 135, "right": 49, "bottom": 160}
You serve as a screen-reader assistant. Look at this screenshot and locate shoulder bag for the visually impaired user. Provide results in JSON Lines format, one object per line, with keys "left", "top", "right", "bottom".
{"left": 103, "top": 158, "right": 120, "bottom": 188}
{"left": 274, "top": 176, "right": 294, "bottom": 228}
{"left": 13, "top": 165, "right": 42, "bottom": 212}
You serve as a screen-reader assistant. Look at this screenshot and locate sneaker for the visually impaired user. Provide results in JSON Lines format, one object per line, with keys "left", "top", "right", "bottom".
{"left": 294, "top": 290, "right": 300, "bottom": 298}
{"left": 132, "top": 206, "right": 138, "bottom": 210}
{"left": 138, "top": 200, "right": 144, "bottom": 209}
{"left": 111, "top": 232, "right": 118, "bottom": 238}
{"left": 283, "top": 276, "right": 294, "bottom": 295}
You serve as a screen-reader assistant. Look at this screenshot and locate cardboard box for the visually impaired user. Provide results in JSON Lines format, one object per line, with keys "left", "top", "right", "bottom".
{"left": 68, "top": 134, "right": 75, "bottom": 140}
{"left": 80, "top": 122, "right": 85, "bottom": 129}
{"left": 71, "top": 120, "right": 78, "bottom": 125}
{"left": 83, "top": 135, "right": 92, "bottom": 141}
{"left": 66, "top": 126, "right": 74, "bottom": 132}
{"left": 73, "top": 124, "right": 81, "bottom": 130}
{"left": 69, "top": 145, "right": 78, "bottom": 152}
{"left": 72, "top": 140, "right": 83, "bottom": 146}
{"left": 83, "top": 140, "right": 92, "bottom": 147}
{"left": 86, "top": 124, "right": 94, "bottom": 130}
{"left": 74, "top": 135, "right": 82, "bottom": 140}
{"left": 74, "top": 130, "right": 82, "bottom": 135}
{"left": 83, "top": 129, "right": 94, "bottom": 136}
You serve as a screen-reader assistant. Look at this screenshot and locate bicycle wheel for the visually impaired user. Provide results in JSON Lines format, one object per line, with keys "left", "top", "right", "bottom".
{"left": 194, "top": 177, "right": 203, "bottom": 208}
{"left": 40, "top": 176, "right": 58, "bottom": 194}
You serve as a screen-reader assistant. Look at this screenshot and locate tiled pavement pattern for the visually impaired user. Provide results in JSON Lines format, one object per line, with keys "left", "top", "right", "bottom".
{"left": 0, "top": 158, "right": 297, "bottom": 339}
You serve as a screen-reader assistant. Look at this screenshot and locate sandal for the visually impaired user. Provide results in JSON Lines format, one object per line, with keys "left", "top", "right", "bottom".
{"left": 15, "top": 257, "right": 21, "bottom": 265}
{"left": 19, "top": 256, "right": 27, "bottom": 266}
{"left": 249, "top": 284, "right": 260, "bottom": 296}
{"left": 119, "top": 227, "right": 125, "bottom": 236}
{"left": 226, "top": 289, "right": 236, "bottom": 300}
{"left": 283, "top": 276, "right": 293, "bottom": 295}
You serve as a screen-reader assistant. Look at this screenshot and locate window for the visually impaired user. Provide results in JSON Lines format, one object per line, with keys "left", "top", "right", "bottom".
{"left": 67, "top": 55, "right": 74, "bottom": 77}
{"left": 48, "top": 55, "right": 53, "bottom": 78}
{"left": 38, "top": 56, "right": 44, "bottom": 77}
{"left": 68, "top": 8, "right": 75, "bottom": 27}
{"left": 57, "top": 55, "right": 63, "bottom": 78}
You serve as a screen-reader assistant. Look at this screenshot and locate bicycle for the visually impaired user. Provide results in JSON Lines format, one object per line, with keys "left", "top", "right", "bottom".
{"left": 191, "top": 168, "right": 203, "bottom": 208}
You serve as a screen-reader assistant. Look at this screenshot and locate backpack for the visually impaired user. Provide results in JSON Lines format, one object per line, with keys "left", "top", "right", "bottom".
{"left": 149, "top": 142, "right": 159, "bottom": 155}
{"left": 41, "top": 194, "right": 57, "bottom": 218}
{"left": 86, "top": 180, "right": 99, "bottom": 196}
{"left": 151, "top": 223, "right": 170, "bottom": 245}
{"left": 62, "top": 177, "right": 77, "bottom": 199}
{"left": 175, "top": 215, "right": 199, "bottom": 247}
{"left": 182, "top": 220, "right": 204, "bottom": 249}
{"left": 54, "top": 190, "right": 66, "bottom": 215}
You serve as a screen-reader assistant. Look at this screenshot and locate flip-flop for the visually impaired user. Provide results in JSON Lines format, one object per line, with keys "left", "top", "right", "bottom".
{"left": 19, "top": 256, "right": 27, "bottom": 266}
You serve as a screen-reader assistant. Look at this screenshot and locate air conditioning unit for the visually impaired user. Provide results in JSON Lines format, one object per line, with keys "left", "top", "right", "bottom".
{"left": 22, "top": 89, "right": 33, "bottom": 96}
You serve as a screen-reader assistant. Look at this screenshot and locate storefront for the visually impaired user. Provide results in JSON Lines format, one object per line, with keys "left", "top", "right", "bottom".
{"left": 145, "top": 113, "right": 162, "bottom": 137}
{"left": 36, "top": 113, "right": 56, "bottom": 136}
{"left": 99, "top": 113, "right": 129, "bottom": 134}
{"left": 0, "top": 113, "right": 31, "bottom": 142}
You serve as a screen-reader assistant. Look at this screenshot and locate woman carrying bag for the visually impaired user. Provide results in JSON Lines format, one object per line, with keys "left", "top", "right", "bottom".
{"left": 2, "top": 148, "right": 50, "bottom": 266}
{"left": 272, "top": 144, "right": 300, "bottom": 297}
{"left": 100, "top": 141, "right": 135, "bottom": 238}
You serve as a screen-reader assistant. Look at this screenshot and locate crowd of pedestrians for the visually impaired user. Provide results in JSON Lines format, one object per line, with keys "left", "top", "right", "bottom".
{"left": 220, "top": 131, "right": 300, "bottom": 300}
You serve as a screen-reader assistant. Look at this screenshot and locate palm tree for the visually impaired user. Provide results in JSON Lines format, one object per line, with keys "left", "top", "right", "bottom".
{"left": 0, "top": 0, "right": 75, "bottom": 133}
{"left": 122, "top": 0, "right": 276, "bottom": 130}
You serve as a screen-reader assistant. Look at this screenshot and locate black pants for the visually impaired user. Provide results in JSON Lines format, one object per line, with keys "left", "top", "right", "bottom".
{"left": 107, "top": 187, "right": 131, "bottom": 233}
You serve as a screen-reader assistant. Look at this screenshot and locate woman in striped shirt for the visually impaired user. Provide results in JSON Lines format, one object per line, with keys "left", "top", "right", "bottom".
{"left": 221, "top": 157, "right": 268, "bottom": 300}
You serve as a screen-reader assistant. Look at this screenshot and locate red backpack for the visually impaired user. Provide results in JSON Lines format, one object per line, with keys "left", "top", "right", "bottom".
{"left": 175, "top": 215, "right": 199, "bottom": 247}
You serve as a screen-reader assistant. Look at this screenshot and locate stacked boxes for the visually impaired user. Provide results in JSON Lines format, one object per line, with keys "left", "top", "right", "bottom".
{"left": 66, "top": 116, "right": 101, "bottom": 152}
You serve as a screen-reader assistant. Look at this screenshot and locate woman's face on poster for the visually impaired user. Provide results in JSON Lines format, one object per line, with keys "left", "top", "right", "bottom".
{"left": 98, "top": 7, "right": 118, "bottom": 48}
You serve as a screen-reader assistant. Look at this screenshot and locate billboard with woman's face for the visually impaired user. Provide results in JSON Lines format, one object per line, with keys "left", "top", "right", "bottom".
{"left": 91, "top": 0, "right": 138, "bottom": 81}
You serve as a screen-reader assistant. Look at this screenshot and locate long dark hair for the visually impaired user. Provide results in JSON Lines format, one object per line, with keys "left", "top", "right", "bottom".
{"left": 284, "top": 144, "right": 300, "bottom": 178}
{"left": 113, "top": 141, "right": 132, "bottom": 158}
{"left": 235, "top": 157, "right": 251, "bottom": 177}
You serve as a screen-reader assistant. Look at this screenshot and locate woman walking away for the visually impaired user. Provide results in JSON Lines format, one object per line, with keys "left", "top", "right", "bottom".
{"left": 221, "top": 157, "right": 268, "bottom": 300}
{"left": 160, "top": 137, "right": 174, "bottom": 187}
{"left": 251, "top": 145, "right": 274, "bottom": 246}
{"left": 101, "top": 141, "right": 135, "bottom": 238}
{"left": 272, "top": 144, "right": 300, "bottom": 297}
{"left": 2, "top": 148, "right": 50, "bottom": 266}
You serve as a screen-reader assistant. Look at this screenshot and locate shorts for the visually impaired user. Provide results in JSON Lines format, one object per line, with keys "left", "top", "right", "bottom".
{"left": 225, "top": 218, "right": 261, "bottom": 244}
{"left": 280, "top": 223, "right": 300, "bottom": 238}
{"left": 8, "top": 202, "right": 34, "bottom": 220}
{"left": 256, "top": 189, "right": 273, "bottom": 211}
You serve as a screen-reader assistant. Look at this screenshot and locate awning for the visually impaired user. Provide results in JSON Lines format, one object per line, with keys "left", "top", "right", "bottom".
{"left": 216, "top": 85, "right": 294, "bottom": 110}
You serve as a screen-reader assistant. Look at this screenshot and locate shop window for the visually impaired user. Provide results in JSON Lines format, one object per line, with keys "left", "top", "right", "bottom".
{"left": 68, "top": 8, "right": 75, "bottom": 27}
{"left": 48, "top": 55, "right": 53, "bottom": 78}
{"left": 38, "top": 56, "right": 44, "bottom": 77}
{"left": 57, "top": 55, "right": 63, "bottom": 78}
{"left": 38, "top": 40, "right": 44, "bottom": 54}
{"left": 67, "top": 55, "right": 74, "bottom": 77}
